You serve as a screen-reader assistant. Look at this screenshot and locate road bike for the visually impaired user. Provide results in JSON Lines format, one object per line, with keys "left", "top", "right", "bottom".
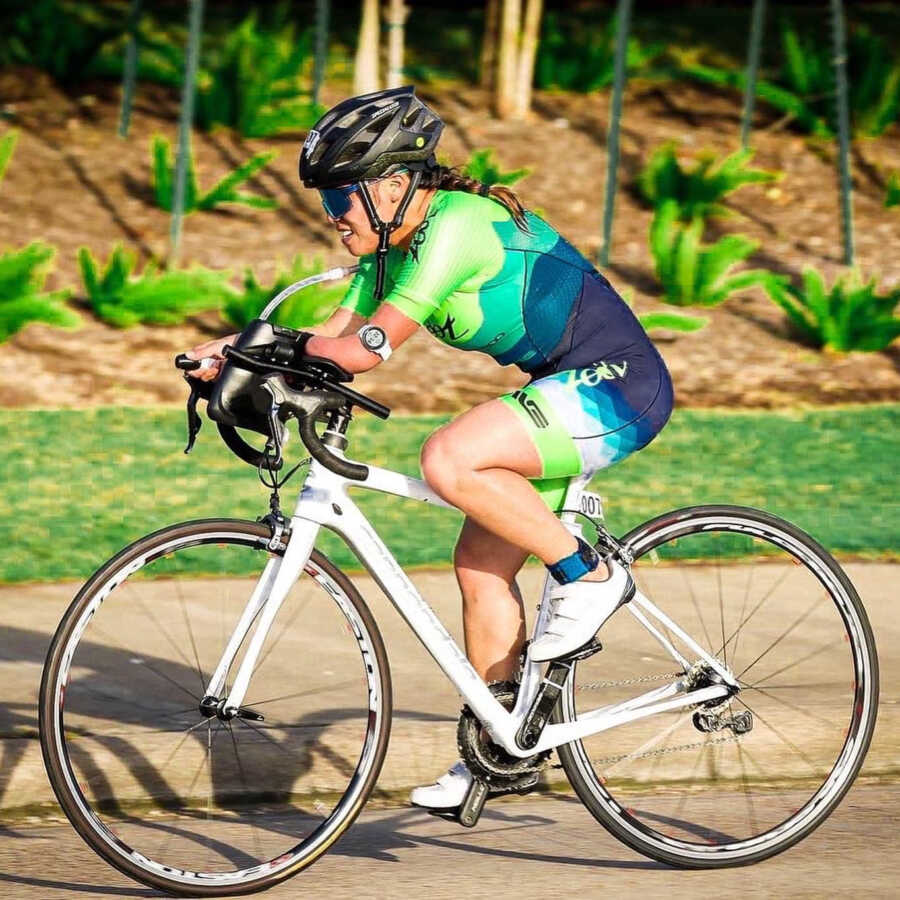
{"left": 39, "top": 271, "right": 879, "bottom": 896}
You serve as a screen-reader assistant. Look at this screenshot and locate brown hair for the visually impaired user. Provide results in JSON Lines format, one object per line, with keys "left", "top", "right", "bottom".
{"left": 418, "top": 164, "right": 530, "bottom": 231}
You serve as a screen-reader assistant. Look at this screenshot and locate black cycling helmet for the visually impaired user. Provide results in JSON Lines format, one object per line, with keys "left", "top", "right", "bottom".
{"left": 299, "top": 85, "right": 443, "bottom": 189}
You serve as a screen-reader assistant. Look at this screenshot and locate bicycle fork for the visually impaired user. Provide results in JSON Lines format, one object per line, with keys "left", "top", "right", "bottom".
{"left": 202, "top": 517, "right": 321, "bottom": 719}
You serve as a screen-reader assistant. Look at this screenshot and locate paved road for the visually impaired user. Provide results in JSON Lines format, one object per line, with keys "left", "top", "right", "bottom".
{"left": 1, "top": 784, "right": 898, "bottom": 898}
{"left": 2, "top": 562, "right": 897, "bottom": 896}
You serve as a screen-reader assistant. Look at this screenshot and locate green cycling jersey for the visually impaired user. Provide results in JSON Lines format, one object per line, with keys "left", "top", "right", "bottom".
{"left": 340, "top": 189, "right": 653, "bottom": 375}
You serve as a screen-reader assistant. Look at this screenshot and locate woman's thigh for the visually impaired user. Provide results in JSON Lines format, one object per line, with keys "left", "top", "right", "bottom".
{"left": 421, "top": 398, "right": 544, "bottom": 479}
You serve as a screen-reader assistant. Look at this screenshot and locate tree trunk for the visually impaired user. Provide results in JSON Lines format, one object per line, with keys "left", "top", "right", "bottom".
{"left": 354, "top": 0, "right": 380, "bottom": 95}
{"left": 480, "top": 0, "right": 500, "bottom": 90}
{"left": 512, "top": 0, "right": 542, "bottom": 118}
{"left": 494, "top": 0, "right": 521, "bottom": 118}
{"left": 385, "top": 0, "right": 409, "bottom": 90}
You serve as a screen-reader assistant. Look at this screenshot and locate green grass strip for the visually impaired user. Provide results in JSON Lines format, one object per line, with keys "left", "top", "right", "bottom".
{"left": 0, "top": 405, "right": 897, "bottom": 584}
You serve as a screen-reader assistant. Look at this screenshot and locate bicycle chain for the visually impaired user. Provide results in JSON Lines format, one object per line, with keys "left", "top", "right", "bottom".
{"left": 555, "top": 670, "right": 728, "bottom": 771}
{"left": 575, "top": 671, "right": 684, "bottom": 691}
{"left": 551, "top": 730, "right": 738, "bottom": 770}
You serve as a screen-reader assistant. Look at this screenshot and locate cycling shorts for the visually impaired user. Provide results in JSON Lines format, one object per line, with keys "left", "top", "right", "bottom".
{"left": 499, "top": 355, "right": 674, "bottom": 512}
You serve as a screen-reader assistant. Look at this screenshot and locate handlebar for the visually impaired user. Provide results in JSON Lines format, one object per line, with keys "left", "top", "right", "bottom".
{"left": 222, "top": 347, "right": 390, "bottom": 421}
{"left": 176, "top": 346, "right": 390, "bottom": 481}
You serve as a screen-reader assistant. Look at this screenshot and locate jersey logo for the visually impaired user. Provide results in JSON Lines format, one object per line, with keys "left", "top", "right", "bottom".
{"left": 426, "top": 314, "right": 470, "bottom": 342}
{"left": 512, "top": 390, "right": 549, "bottom": 429}
{"left": 408, "top": 211, "right": 435, "bottom": 263}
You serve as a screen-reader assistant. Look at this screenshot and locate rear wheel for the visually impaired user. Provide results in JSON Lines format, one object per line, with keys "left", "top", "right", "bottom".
{"left": 40, "top": 519, "right": 391, "bottom": 896}
{"left": 557, "top": 505, "right": 878, "bottom": 868}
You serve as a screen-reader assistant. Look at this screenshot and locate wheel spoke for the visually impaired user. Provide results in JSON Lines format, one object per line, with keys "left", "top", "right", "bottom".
{"left": 736, "top": 595, "right": 827, "bottom": 681}
{"left": 175, "top": 578, "right": 207, "bottom": 695}
{"left": 747, "top": 637, "right": 844, "bottom": 687}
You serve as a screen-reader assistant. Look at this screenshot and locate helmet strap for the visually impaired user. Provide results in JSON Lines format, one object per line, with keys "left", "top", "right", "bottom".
{"left": 358, "top": 170, "right": 423, "bottom": 302}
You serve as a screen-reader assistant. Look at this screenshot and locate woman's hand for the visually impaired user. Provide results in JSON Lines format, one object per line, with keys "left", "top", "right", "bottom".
{"left": 184, "top": 333, "right": 238, "bottom": 381}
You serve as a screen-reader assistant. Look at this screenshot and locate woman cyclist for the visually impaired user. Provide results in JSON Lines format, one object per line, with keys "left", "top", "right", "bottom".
{"left": 186, "top": 86, "right": 674, "bottom": 812}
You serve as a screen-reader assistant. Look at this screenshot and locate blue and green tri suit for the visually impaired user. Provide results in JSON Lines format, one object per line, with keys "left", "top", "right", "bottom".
{"left": 340, "top": 189, "right": 673, "bottom": 510}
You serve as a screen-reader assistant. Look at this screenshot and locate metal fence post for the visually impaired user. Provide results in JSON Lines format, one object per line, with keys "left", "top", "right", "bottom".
{"left": 170, "top": 0, "right": 205, "bottom": 264}
{"left": 313, "top": 0, "right": 330, "bottom": 108}
{"left": 830, "top": 0, "right": 854, "bottom": 265}
{"left": 117, "top": 0, "right": 143, "bottom": 138}
{"left": 600, "top": 0, "right": 633, "bottom": 268}
{"left": 740, "top": 0, "right": 767, "bottom": 149}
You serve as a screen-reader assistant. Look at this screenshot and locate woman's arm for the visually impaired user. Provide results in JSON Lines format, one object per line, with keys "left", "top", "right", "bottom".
{"left": 305, "top": 303, "right": 420, "bottom": 373}
{"left": 184, "top": 307, "right": 366, "bottom": 380}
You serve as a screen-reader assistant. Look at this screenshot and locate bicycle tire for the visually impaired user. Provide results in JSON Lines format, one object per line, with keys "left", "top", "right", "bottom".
{"left": 39, "top": 518, "right": 392, "bottom": 897}
{"left": 555, "top": 504, "right": 878, "bottom": 869}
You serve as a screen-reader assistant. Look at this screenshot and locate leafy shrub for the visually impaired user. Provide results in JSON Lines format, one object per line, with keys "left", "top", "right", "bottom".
{"left": 78, "top": 245, "right": 233, "bottom": 328}
{"left": 462, "top": 149, "right": 529, "bottom": 187}
{"left": 139, "top": 10, "right": 321, "bottom": 137}
{"left": 0, "top": 0, "right": 123, "bottom": 84}
{"left": 0, "top": 130, "right": 18, "bottom": 189}
{"left": 0, "top": 243, "right": 79, "bottom": 342}
{"left": 621, "top": 288, "right": 708, "bottom": 335}
{"left": 637, "top": 144, "right": 778, "bottom": 222}
{"left": 535, "top": 12, "right": 663, "bottom": 92}
{"left": 886, "top": 172, "right": 900, "bottom": 209}
{"left": 679, "top": 21, "right": 900, "bottom": 138}
{"left": 223, "top": 256, "right": 348, "bottom": 330}
{"left": 649, "top": 200, "right": 768, "bottom": 307}
{"left": 150, "top": 135, "right": 277, "bottom": 214}
{"left": 763, "top": 268, "right": 900, "bottom": 352}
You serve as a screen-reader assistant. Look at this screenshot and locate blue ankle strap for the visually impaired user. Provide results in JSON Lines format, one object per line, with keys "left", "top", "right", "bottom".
{"left": 547, "top": 537, "right": 600, "bottom": 585}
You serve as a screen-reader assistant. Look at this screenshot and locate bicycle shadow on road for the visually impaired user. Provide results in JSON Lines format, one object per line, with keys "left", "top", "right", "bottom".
{"left": 325, "top": 802, "right": 667, "bottom": 871}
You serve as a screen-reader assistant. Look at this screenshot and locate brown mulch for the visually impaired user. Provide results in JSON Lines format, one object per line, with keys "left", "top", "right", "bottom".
{"left": 0, "top": 71, "right": 898, "bottom": 413}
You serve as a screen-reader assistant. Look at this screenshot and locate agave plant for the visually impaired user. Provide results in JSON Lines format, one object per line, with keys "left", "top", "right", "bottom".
{"left": 763, "top": 268, "right": 900, "bottom": 352}
{"left": 78, "top": 245, "right": 233, "bottom": 328}
{"left": 462, "top": 149, "right": 530, "bottom": 187}
{"left": 886, "top": 172, "right": 900, "bottom": 209}
{"left": 0, "top": 0, "right": 123, "bottom": 84}
{"left": 150, "top": 135, "right": 276, "bottom": 214}
{"left": 620, "top": 288, "right": 708, "bottom": 335}
{"left": 535, "top": 12, "right": 664, "bottom": 92}
{"left": 0, "top": 130, "right": 18, "bottom": 189}
{"left": 678, "top": 20, "right": 900, "bottom": 138}
{"left": 0, "top": 242, "right": 78, "bottom": 342}
{"left": 223, "top": 256, "right": 347, "bottom": 330}
{"left": 649, "top": 200, "right": 768, "bottom": 307}
{"left": 196, "top": 11, "right": 321, "bottom": 137}
{"left": 637, "top": 144, "right": 778, "bottom": 222}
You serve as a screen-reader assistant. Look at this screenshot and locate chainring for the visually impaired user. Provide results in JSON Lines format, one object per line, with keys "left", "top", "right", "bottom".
{"left": 456, "top": 681, "right": 550, "bottom": 784}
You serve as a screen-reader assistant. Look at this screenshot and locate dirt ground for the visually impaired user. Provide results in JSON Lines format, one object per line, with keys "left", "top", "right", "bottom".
{"left": 1, "top": 71, "right": 899, "bottom": 413}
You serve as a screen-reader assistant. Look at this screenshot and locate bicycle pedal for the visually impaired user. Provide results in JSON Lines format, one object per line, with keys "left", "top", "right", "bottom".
{"left": 457, "top": 778, "right": 489, "bottom": 828}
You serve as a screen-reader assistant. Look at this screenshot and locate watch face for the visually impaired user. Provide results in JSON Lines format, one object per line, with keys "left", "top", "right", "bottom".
{"left": 362, "top": 327, "right": 386, "bottom": 350}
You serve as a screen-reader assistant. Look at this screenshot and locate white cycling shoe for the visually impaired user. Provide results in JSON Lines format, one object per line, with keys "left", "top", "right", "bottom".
{"left": 409, "top": 761, "right": 473, "bottom": 810}
{"left": 530, "top": 557, "right": 635, "bottom": 662}
{"left": 409, "top": 760, "right": 541, "bottom": 810}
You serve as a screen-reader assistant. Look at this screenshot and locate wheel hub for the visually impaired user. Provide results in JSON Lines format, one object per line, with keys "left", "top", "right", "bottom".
{"left": 198, "top": 694, "right": 264, "bottom": 722}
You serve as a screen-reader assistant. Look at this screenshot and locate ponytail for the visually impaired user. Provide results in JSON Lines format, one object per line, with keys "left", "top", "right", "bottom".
{"left": 418, "top": 164, "right": 530, "bottom": 231}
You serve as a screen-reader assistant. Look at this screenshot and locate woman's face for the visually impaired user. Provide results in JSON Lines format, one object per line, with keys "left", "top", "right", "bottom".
{"left": 323, "top": 175, "right": 405, "bottom": 256}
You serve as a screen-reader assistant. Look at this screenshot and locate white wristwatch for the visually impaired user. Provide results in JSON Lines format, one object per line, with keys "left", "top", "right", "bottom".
{"left": 357, "top": 324, "right": 392, "bottom": 361}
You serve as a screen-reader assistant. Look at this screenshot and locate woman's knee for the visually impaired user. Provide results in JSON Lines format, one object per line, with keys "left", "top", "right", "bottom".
{"left": 420, "top": 428, "right": 470, "bottom": 498}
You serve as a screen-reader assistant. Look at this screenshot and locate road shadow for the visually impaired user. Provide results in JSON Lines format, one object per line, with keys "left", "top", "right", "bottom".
{"left": 325, "top": 802, "right": 667, "bottom": 871}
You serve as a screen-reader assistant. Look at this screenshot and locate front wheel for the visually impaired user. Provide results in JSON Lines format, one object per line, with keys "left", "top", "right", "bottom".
{"left": 39, "top": 519, "right": 391, "bottom": 896}
{"left": 556, "top": 505, "right": 878, "bottom": 868}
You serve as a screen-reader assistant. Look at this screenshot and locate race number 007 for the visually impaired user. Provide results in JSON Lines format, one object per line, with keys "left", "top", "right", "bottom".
{"left": 579, "top": 490, "right": 605, "bottom": 521}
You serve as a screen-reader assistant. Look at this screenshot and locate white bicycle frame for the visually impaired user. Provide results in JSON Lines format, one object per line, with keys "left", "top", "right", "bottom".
{"left": 205, "top": 454, "right": 737, "bottom": 759}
